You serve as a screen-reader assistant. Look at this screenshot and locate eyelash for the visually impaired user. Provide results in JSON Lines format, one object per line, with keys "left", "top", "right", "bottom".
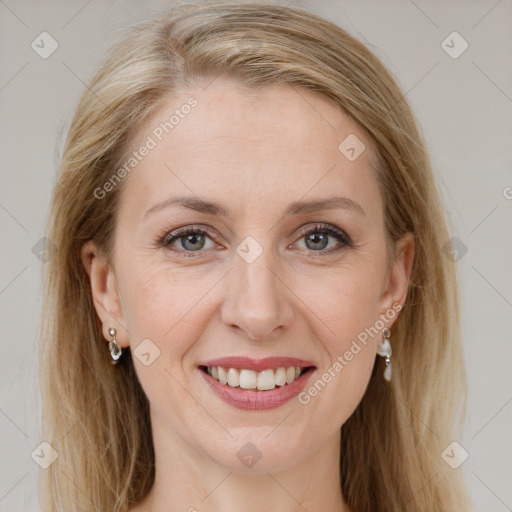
{"left": 158, "top": 223, "right": 353, "bottom": 258}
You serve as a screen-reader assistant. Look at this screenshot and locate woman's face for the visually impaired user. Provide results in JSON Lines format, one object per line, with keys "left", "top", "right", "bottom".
{"left": 85, "top": 79, "right": 413, "bottom": 473}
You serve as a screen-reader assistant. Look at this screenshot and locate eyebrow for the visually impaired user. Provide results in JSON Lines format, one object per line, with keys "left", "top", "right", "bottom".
{"left": 143, "top": 194, "right": 366, "bottom": 219}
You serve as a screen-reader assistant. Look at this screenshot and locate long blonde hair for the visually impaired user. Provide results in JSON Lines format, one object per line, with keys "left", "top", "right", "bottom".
{"left": 39, "top": 2, "right": 471, "bottom": 511}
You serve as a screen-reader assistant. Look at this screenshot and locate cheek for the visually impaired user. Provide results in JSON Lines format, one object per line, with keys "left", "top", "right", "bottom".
{"left": 116, "top": 260, "right": 209, "bottom": 417}
{"left": 117, "top": 257, "right": 216, "bottom": 359}
{"left": 297, "top": 292, "right": 378, "bottom": 431}
{"left": 291, "top": 264, "right": 383, "bottom": 414}
{"left": 319, "top": 286, "right": 378, "bottom": 383}
{"left": 296, "top": 257, "right": 385, "bottom": 343}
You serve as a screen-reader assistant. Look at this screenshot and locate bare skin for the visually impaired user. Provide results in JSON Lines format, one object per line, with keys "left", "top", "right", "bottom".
{"left": 82, "top": 79, "right": 414, "bottom": 512}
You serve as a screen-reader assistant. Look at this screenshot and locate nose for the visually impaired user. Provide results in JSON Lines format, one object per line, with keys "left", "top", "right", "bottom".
{"left": 220, "top": 243, "right": 294, "bottom": 341}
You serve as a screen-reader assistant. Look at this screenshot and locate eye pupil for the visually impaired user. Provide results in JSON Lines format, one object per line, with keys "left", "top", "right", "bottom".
{"left": 182, "top": 233, "right": 205, "bottom": 250}
{"left": 306, "top": 232, "right": 328, "bottom": 250}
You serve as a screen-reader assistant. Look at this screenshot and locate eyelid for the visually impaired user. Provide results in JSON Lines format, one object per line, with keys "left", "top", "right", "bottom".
{"left": 293, "top": 223, "right": 352, "bottom": 248}
{"left": 159, "top": 222, "right": 352, "bottom": 255}
{"left": 160, "top": 224, "right": 218, "bottom": 247}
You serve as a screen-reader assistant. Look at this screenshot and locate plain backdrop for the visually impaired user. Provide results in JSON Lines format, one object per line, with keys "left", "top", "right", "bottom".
{"left": 0, "top": 0, "right": 511, "bottom": 510}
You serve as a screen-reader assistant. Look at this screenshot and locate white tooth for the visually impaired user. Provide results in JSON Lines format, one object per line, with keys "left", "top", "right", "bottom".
{"left": 213, "top": 366, "right": 303, "bottom": 389}
{"left": 275, "top": 367, "right": 286, "bottom": 386}
{"left": 218, "top": 367, "right": 228, "bottom": 385}
{"left": 207, "top": 366, "right": 212, "bottom": 376}
{"left": 257, "top": 369, "right": 276, "bottom": 390}
{"left": 227, "top": 368, "right": 240, "bottom": 387}
{"left": 239, "top": 369, "right": 257, "bottom": 389}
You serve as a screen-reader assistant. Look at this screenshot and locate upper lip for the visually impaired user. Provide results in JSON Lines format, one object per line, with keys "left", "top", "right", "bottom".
{"left": 199, "top": 356, "right": 316, "bottom": 372}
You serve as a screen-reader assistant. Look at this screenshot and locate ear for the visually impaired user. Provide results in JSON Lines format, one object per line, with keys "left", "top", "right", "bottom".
{"left": 81, "top": 240, "right": 130, "bottom": 347}
{"left": 378, "top": 232, "right": 415, "bottom": 324}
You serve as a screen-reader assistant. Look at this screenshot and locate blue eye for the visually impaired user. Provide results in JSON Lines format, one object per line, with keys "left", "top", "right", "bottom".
{"left": 161, "top": 226, "right": 217, "bottom": 256}
{"left": 294, "top": 223, "right": 352, "bottom": 253}
{"left": 159, "top": 223, "right": 352, "bottom": 258}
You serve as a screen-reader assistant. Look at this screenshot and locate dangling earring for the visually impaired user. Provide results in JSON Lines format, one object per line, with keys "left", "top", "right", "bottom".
{"left": 377, "top": 327, "right": 392, "bottom": 381}
{"left": 107, "top": 327, "right": 123, "bottom": 364}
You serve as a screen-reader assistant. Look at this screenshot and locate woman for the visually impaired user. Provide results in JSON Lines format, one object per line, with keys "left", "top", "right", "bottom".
{"left": 39, "top": 2, "right": 471, "bottom": 511}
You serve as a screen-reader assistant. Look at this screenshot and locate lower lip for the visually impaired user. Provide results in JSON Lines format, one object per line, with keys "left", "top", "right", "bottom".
{"left": 198, "top": 367, "right": 316, "bottom": 411}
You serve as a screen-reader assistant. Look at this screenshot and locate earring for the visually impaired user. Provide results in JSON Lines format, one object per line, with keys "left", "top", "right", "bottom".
{"left": 107, "top": 327, "right": 123, "bottom": 364}
{"left": 377, "top": 327, "right": 392, "bottom": 381}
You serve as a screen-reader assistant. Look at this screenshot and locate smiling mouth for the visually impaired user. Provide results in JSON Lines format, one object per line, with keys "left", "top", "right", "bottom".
{"left": 199, "top": 365, "right": 316, "bottom": 391}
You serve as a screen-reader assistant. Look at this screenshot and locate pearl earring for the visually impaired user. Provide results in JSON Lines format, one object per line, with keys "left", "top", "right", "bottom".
{"left": 107, "top": 327, "right": 123, "bottom": 364}
{"left": 377, "top": 327, "right": 392, "bottom": 381}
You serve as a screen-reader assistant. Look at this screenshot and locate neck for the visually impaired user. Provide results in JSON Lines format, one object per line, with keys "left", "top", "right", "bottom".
{"left": 132, "top": 408, "right": 349, "bottom": 512}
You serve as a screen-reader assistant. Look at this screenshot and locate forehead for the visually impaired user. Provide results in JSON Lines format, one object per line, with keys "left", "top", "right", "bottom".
{"left": 119, "top": 80, "right": 382, "bottom": 221}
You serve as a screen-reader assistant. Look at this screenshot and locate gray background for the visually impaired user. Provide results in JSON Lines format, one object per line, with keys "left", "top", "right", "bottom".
{"left": 0, "top": 0, "right": 511, "bottom": 510}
